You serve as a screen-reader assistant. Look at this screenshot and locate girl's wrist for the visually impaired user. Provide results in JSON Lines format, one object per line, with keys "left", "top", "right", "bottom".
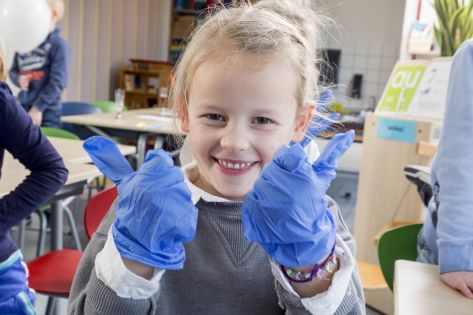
{"left": 121, "top": 256, "right": 156, "bottom": 280}
{"left": 293, "top": 250, "right": 333, "bottom": 273}
{"left": 279, "top": 243, "right": 337, "bottom": 283}
{"left": 289, "top": 257, "right": 339, "bottom": 298}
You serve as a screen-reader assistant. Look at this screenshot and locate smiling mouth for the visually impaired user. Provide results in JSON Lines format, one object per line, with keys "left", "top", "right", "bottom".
{"left": 215, "top": 158, "right": 256, "bottom": 170}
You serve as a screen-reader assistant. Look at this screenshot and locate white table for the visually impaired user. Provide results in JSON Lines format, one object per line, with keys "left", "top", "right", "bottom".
{"left": 1, "top": 137, "right": 136, "bottom": 250}
{"left": 61, "top": 108, "right": 185, "bottom": 167}
{"left": 395, "top": 260, "right": 473, "bottom": 315}
{"left": 48, "top": 137, "right": 136, "bottom": 163}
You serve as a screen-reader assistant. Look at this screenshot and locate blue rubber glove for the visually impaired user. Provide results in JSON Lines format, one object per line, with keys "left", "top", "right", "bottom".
{"left": 242, "top": 131, "right": 354, "bottom": 268}
{"left": 312, "top": 131, "right": 355, "bottom": 192}
{"left": 84, "top": 136, "right": 198, "bottom": 270}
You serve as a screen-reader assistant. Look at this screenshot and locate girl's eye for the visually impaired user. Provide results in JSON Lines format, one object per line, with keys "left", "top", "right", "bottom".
{"left": 252, "top": 117, "right": 275, "bottom": 125}
{"left": 205, "top": 114, "right": 225, "bottom": 122}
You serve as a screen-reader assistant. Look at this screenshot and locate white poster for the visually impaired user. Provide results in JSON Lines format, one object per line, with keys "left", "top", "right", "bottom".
{"left": 411, "top": 58, "right": 452, "bottom": 119}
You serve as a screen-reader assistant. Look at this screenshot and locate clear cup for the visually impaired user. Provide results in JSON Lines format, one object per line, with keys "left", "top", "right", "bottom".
{"left": 114, "top": 88, "right": 125, "bottom": 119}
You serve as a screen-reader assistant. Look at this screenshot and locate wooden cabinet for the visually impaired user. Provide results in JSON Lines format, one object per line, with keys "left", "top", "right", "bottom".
{"left": 354, "top": 112, "right": 440, "bottom": 264}
{"left": 119, "top": 60, "right": 173, "bottom": 110}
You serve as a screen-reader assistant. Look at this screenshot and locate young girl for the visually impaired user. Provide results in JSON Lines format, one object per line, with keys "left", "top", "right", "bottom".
{"left": 68, "top": 1, "right": 365, "bottom": 314}
{"left": 0, "top": 47, "right": 68, "bottom": 313}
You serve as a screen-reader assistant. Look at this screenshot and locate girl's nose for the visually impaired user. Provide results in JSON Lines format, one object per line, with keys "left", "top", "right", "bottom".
{"left": 220, "top": 124, "right": 250, "bottom": 152}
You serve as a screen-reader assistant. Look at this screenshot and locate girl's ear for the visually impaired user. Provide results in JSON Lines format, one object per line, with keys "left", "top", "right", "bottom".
{"left": 178, "top": 101, "right": 190, "bottom": 133}
{"left": 292, "top": 103, "right": 315, "bottom": 143}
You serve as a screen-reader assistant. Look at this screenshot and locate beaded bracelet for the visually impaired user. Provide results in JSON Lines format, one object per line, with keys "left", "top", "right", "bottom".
{"left": 279, "top": 244, "right": 337, "bottom": 283}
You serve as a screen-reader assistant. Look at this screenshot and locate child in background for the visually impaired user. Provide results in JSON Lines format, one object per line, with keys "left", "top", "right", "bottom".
{"left": 9, "top": 0, "right": 69, "bottom": 127}
{"left": 417, "top": 39, "right": 473, "bottom": 298}
{"left": 69, "top": 1, "right": 365, "bottom": 314}
{"left": 0, "top": 47, "right": 68, "bottom": 313}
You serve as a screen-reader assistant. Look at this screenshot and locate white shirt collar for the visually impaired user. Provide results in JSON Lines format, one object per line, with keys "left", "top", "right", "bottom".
{"left": 182, "top": 162, "right": 233, "bottom": 204}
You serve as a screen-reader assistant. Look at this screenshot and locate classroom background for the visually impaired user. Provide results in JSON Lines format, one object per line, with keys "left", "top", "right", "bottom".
{"left": 3, "top": 0, "right": 472, "bottom": 314}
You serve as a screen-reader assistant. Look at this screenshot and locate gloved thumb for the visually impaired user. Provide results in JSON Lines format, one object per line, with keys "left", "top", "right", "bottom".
{"left": 139, "top": 149, "right": 175, "bottom": 172}
{"left": 314, "top": 130, "right": 354, "bottom": 169}
{"left": 83, "top": 136, "right": 134, "bottom": 184}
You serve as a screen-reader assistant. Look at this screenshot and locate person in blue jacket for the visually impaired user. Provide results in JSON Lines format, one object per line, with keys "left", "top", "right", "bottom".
{"left": 0, "top": 48, "right": 68, "bottom": 313}
{"left": 417, "top": 39, "right": 473, "bottom": 298}
{"left": 9, "top": 0, "right": 69, "bottom": 128}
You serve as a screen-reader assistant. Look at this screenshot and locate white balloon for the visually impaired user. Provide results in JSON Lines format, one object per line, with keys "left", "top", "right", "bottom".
{"left": 0, "top": 0, "right": 51, "bottom": 53}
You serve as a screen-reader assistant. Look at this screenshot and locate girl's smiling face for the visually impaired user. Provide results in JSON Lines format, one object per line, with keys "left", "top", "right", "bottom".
{"left": 180, "top": 56, "right": 312, "bottom": 200}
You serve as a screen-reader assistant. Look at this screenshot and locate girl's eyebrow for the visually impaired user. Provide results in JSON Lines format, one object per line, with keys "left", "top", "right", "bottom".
{"left": 251, "top": 108, "right": 283, "bottom": 116}
{"left": 195, "top": 104, "right": 223, "bottom": 112}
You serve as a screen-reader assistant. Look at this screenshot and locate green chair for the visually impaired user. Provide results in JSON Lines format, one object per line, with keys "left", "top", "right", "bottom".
{"left": 377, "top": 223, "right": 423, "bottom": 291}
{"left": 92, "top": 100, "right": 128, "bottom": 113}
{"left": 40, "top": 127, "right": 80, "bottom": 140}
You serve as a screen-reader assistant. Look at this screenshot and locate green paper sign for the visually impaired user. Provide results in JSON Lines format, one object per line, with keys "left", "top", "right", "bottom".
{"left": 378, "top": 64, "right": 427, "bottom": 113}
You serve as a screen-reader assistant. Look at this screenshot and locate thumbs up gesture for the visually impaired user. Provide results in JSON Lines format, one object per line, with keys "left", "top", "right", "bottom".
{"left": 242, "top": 131, "right": 354, "bottom": 268}
{"left": 84, "top": 136, "right": 198, "bottom": 270}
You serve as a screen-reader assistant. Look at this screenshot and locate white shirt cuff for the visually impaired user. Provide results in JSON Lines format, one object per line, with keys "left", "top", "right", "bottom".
{"left": 270, "top": 234, "right": 355, "bottom": 315}
{"left": 95, "top": 228, "right": 165, "bottom": 299}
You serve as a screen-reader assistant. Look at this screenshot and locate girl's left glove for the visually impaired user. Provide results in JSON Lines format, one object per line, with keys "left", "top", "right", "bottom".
{"left": 242, "top": 131, "right": 354, "bottom": 268}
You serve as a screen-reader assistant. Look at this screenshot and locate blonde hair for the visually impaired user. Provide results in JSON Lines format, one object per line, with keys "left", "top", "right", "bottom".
{"left": 170, "top": 0, "right": 331, "bottom": 115}
{"left": 0, "top": 51, "right": 6, "bottom": 81}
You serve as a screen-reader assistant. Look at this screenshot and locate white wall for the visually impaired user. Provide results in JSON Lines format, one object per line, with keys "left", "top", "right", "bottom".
{"left": 32, "top": 0, "right": 405, "bottom": 105}
{"left": 60, "top": 0, "right": 172, "bottom": 102}
{"left": 317, "top": 0, "right": 406, "bottom": 110}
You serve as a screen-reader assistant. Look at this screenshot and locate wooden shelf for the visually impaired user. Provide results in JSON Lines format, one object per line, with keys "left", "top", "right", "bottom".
{"left": 168, "top": 1, "right": 259, "bottom": 63}
{"left": 125, "top": 90, "right": 158, "bottom": 96}
{"left": 119, "top": 60, "right": 173, "bottom": 110}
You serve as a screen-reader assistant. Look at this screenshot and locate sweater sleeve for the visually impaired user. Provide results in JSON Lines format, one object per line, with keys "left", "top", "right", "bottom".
{"left": 68, "top": 202, "right": 160, "bottom": 315}
{"left": 0, "top": 84, "right": 68, "bottom": 235}
{"left": 274, "top": 199, "right": 365, "bottom": 315}
{"left": 433, "top": 39, "right": 473, "bottom": 273}
{"left": 31, "top": 38, "right": 69, "bottom": 112}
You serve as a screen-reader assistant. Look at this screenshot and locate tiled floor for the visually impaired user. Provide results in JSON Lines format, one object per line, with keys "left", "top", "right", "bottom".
{"left": 17, "top": 173, "right": 385, "bottom": 315}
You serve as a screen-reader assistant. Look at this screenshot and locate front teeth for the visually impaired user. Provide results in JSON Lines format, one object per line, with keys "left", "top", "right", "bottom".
{"left": 218, "top": 160, "right": 252, "bottom": 170}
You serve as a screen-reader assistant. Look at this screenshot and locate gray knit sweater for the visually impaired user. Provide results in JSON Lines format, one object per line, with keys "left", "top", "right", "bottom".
{"left": 68, "top": 197, "right": 364, "bottom": 315}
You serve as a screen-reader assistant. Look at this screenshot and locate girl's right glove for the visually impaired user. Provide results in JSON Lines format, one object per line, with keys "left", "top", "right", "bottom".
{"left": 83, "top": 136, "right": 198, "bottom": 270}
{"left": 242, "top": 131, "right": 354, "bottom": 268}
